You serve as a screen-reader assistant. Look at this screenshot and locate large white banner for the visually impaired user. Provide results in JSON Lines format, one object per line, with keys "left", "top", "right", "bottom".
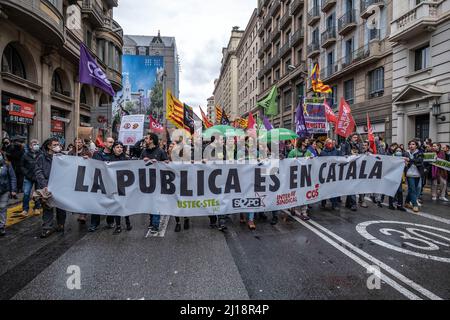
{"left": 48, "top": 155, "right": 405, "bottom": 216}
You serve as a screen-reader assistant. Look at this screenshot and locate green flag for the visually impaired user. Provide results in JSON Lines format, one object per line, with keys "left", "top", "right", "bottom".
{"left": 257, "top": 86, "right": 278, "bottom": 116}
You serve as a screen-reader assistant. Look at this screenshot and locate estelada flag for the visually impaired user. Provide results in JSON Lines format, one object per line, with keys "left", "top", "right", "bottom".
{"left": 335, "top": 97, "right": 355, "bottom": 138}
{"left": 220, "top": 108, "right": 230, "bottom": 125}
{"left": 324, "top": 99, "right": 337, "bottom": 124}
{"left": 166, "top": 90, "right": 184, "bottom": 129}
{"left": 200, "top": 107, "right": 213, "bottom": 129}
{"left": 149, "top": 115, "right": 164, "bottom": 133}
{"left": 183, "top": 103, "right": 195, "bottom": 134}
{"left": 311, "top": 63, "right": 332, "bottom": 94}
{"left": 367, "top": 113, "right": 377, "bottom": 154}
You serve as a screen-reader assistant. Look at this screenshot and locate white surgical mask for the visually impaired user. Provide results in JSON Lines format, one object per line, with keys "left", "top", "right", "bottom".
{"left": 52, "top": 146, "right": 62, "bottom": 153}
{"left": 32, "top": 145, "right": 40, "bottom": 152}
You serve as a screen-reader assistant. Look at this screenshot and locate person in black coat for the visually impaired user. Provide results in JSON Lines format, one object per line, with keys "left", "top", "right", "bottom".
{"left": 19, "top": 139, "right": 42, "bottom": 216}
{"left": 110, "top": 141, "right": 132, "bottom": 234}
{"left": 319, "top": 139, "right": 341, "bottom": 211}
{"left": 35, "top": 137, "right": 66, "bottom": 238}
{"left": 140, "top": 132, "right": 168, "bottom": 234}
{"left": 89, "top": 137, "right": 115, "bottom": 232}
{"left": 6, "top": 136, "right": 25, "bottom": 193}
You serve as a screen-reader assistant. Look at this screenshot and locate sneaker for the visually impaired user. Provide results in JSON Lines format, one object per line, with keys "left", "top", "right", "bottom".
{"left": 432, "top": 197, "right": 437, "bottom": 201}
{"left": 209, "top": 223, "right": 218, "bottom": 229}
{"left": 0, "top": 228, "right": 5, "bottom": 237}
{"left": 55, "top": 225, "right": 64, "bottom": 233}
{"left": 77, "top": 216, "right": 86, "bottom": 224}
{"left": 150, "top": 226, "right": 159, "bottom": 234}
{"left": 397, "top": 206, "right": 407, "bottom": 212}
{"left": 360, "top": 201, "right": 368, "bottom": 208}
{"left": 248, "top": 221, "right": 256, "bottom": 230}
{"left": 113, "top": 226, "right": 122, "bottom": 234}
{"left": 105, "top": 223, "right": 114, "bottom": 229}
{"left": 270, "top": 216, "right": 278, "bottom": 225}
{"left": 40, "top": 229, "right": 53, "bottom": 238}
{"left": 184, "top": 219, "right": 190, "bottom": 230}
{"left": 88, "top": 225, "right": 98, "bottom": 232}
{"left": 417, "top": 200, "right": 422, "bottom": 207}
{"left": 439, "top": 197, "right": 449, "bottom": 202}
{"left": 388, "top": 205, "right": 396, "bottom": 210}
{"left": 218, "top": 224, "right": 227, "bottom": 232}
{"left": 404, "top": 203, "right": 413, "bottom": 209}
{"left": 175, "top": 223, "right": 181, "bottom": 232}
{"left": 376, "top": 202, "right": 383, "bottom": 208}
{"left": 413, "top": 206, "right": 420, "bottom": 213}
{"left": 33, "top": 208, "right": 42, "bottom": 216}
{"left": 126, "top": 224, "right": 132, "bottom": 231}
{"left": 20, "top": 210, "right": 29, "bottom": 217}
{"left": 351, "top": 205, "right": 357, "bottom": 212}
{"left": 300, "top": 214, "right": 310, "bottom": 221}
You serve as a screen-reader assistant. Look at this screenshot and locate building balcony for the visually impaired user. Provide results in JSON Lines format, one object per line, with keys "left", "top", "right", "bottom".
{"left": 279, "top": 12, "right": 292, "bottom": 30}
{"left": 279, "top": 40, "right": 291, "bottom": 58}
{"left": 390, "top": 0, "right": 446, "bottom": 42}
{"left": 263, "top": 0, "right": 271, "bottom": 8}
{"left": 291, "top": 28, "right": 304, "bottom": 46}
{"left": 324, "top": 42, "right": 384, "bottom": 82}
{"left": 106, "top": 67, "right": 122, "bottom": 91}
{"left": 321, "top": 63, "right": 338, "bottom": 80}
{"left": 338, "top": 9, "right": 357, "bottom": 36}
{"left": 81, "top": 0, "right": 104, "bottom": 28}
{"left": 307, "top": 42, "right": 320, "bottom": 59}
{"left": 289, "top": 0, "right": 304, "bottom": 15}
{"left": 97, "top": 17, "right": 124, "bottom": 47}
{"left": 0, "top": 0, "right": 64, "bottom": 47}
{"left": 321, "top": 27, "right": 336, "bottom": 48}
{"left": 262, "top": 13, "right": 272, "bottom": 29}
{"left": 307, "top": 7, "right": 320, "bottom": 26}
{"left": 269, "top": 0, "right": 281, "bottom": 17}
{"left": 360, "top": 0, "right": 385, "bottom": 19}
{"left": 321, "top": 0, "right": 336, "bottom": 12}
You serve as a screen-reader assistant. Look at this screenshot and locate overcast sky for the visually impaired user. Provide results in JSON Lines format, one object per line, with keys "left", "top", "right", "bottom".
{"left": 114, "top": 0, "right": 257, "bottom": 114}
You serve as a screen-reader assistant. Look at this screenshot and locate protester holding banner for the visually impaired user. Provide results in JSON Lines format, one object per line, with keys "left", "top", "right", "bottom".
{"left": 68, "top": 138, "right": 93, "bottom": 225}
{"left": 388, "top": 147, "right": 407, "bottom": 211}
{"left": 89, "top": 137, "right": 115, "bottom": 232}
{"left": 35, "top": 138, "right": 67, "bottom": 238}
{"left": 320, "top": 139, "right": 341, "bottom": 211}
{"left": 343, "top": 134, "right": 361, "bottom": 212}
{"left": 140, "top": 132, "right": 169, "bottom": 234}
{"left": 431, "top": 143, "right": 448, "bottom": 202}
{"left": 404, "top": 140, "right": 424, "bottom": 213}
{"left": 110, "top": 141, "right": 133, "bottom": 234}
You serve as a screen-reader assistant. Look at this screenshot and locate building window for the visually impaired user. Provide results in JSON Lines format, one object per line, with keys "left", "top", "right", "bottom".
{"left": 275, "top": 68, "right": 280, "bottom": 80}
{"left": 52, "top": 72, "right": 64, "bottom": 95}
{"left": 97, "top": 39, "right": 105, "bottom": 62}
{"left": 344, "top": 79, "right": 354, "bottom": 105}
{"left": 284, "top": 89, "right": 292, "bottom": 112}
{"left": 80, "top": 87, "right": 87, "bottom": 105}
{"left": 1, "top": 44, "right": 26, "bottom": 79}
{"left": 414, "top": 44, "right": 430, "bottom": 71}
{"left": 85, "top": 29, "right": 93, "bottom": 49}
{"left": 285, "top": 59, "right": 291, "bottom": 75}
{"left": 296, "top": 83, "right": 304, "bottom": 101}
{"left": 330, "top": 85, "right": 338, "bottom": 108}
{"left": 368, "top": 67, "right": 384, "bottom": 98}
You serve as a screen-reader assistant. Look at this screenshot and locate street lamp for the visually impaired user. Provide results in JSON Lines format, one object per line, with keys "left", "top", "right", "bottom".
{"left": 432, "top": 102, "right": 446, "bottom": 121}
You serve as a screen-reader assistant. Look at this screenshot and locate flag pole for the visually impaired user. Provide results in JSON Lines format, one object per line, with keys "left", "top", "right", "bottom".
{"left": 75, "top": 81, "right": 81, "bottom": 140}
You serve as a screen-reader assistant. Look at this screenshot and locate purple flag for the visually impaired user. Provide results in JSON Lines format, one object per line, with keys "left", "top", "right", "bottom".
{"left": 79, "top": 43, "right": 115, "bottom": 97}
{"left": 295, "top": 99, "right": 309, "bottom": 137}
{"left": 263, "top": 116, "right": 274, "bottom": 130}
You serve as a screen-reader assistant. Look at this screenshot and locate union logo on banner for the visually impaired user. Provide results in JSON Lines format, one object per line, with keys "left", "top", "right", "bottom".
{"left": 149, "top": 115, "right": 164, "bottom": 133}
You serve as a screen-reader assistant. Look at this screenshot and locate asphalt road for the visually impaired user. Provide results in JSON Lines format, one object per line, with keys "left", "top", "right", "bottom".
{"left": 1, "top": 192, "right": 449, "bottom": 300}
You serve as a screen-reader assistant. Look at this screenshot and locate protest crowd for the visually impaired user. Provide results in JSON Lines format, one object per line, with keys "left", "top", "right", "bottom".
{"left": 0, "top": 131, "right": 448, "bottom": 238}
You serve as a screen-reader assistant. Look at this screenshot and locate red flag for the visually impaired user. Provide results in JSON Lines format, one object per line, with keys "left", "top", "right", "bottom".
{"left": 95, "top": 129, "right": 104, "bottom": 148}
{"left": 149, "top": 115, "right": 164, "bottom": 133}
{"left": 324, "top": 100, "right": 337, "bottom": 124}
{"left": 200, "top": 108, "right": 213, "bottom": 129}
{"left": 335, "top": 98, "right": 355, "bottom": 138}
{"left": 367, "top": 113, "right": 377, "bottom": 154}
{"left": 247, "top": 112, "right": 257, "bottom": 137}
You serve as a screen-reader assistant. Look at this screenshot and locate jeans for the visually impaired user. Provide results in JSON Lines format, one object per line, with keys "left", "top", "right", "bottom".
{"left": 406, "top": 177, "right": 421, "bottom": 207}
{"left": 22, "top": 178, "right": 41, "bottom": 212}
{"left": 150, "top": 214, "right": 160, "bottom": 228}
{"left": 247, "top": 212, "right": 255, "bottom": 221}
{"left": 42, "top": 207, "right": 66, "bottom": 230}
{"left": 0, "top": 192, "right": 10, "bottom": 228}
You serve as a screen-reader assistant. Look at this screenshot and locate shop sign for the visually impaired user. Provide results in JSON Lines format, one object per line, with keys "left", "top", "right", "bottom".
{"left": 51, "top": 120, "right": 65, "bottom": 133}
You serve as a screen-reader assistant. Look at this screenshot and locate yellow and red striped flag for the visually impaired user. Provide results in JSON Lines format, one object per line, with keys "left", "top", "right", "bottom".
{"left": 215, "top": 105, "right": 223, "bottom": 124}
{"left": 311, "top": 63, "right": 332, "bottom": 94}
{"left": 166, "top": 90, "right": 184, "bottom": 129}
{"left": 200, "top": 107, "right": 213, "bottom": 129}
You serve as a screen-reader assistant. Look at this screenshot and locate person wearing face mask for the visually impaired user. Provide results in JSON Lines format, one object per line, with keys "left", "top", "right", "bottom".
{"left": 320, "top": 139, "right": 341, "bottom": 211}
{"left": 404, "top": 140, "right": 424, "bottom": 213}
{"left": 110, "top": 141, "right": 132, "bottom": 234}
{"left": 88, "top": 137, "right": 115, "bottom": 232}
{"left": 431, "top": 143, "right": 448, "bottom": 202}
{"left": 19, "top": 139, "right": 42, "bottom": 217}
{"left": 388, "top": 148, "right": 407, "bottom": 211}
{"left": 0, "top": 152, "right": 17, "bottom": 236}
{"left": 34, "top": 138, "right": 67, "bottom": 238}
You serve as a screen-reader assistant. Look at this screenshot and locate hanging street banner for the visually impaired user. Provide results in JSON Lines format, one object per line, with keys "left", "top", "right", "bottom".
{"left": 48, "top": 155, "right": 405, "bottom": 217}
{"left": 118, "top": 114, "right": 145, "bottom": 146}
{"left": 303, "top": 98, "right": 328, "bottom": 134}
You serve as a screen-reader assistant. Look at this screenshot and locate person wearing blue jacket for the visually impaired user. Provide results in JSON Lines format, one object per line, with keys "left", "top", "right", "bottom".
{"left": 0, "top": 151, "right": 17, "bottom": 236}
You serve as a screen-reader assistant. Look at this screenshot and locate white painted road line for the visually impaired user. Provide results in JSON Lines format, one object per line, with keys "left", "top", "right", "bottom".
{"left": 306, "top": 219, "right": 442, "bottom": 300}
{"left": 288, "top": 214, "right": 422, "bottom": 300}
{"left": 365, "top": 197, "right": 450, "bottom": 225}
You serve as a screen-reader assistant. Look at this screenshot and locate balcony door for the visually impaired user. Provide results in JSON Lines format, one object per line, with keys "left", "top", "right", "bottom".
{"left": 345, "top": 38, "right": 353, "bottom": 64}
